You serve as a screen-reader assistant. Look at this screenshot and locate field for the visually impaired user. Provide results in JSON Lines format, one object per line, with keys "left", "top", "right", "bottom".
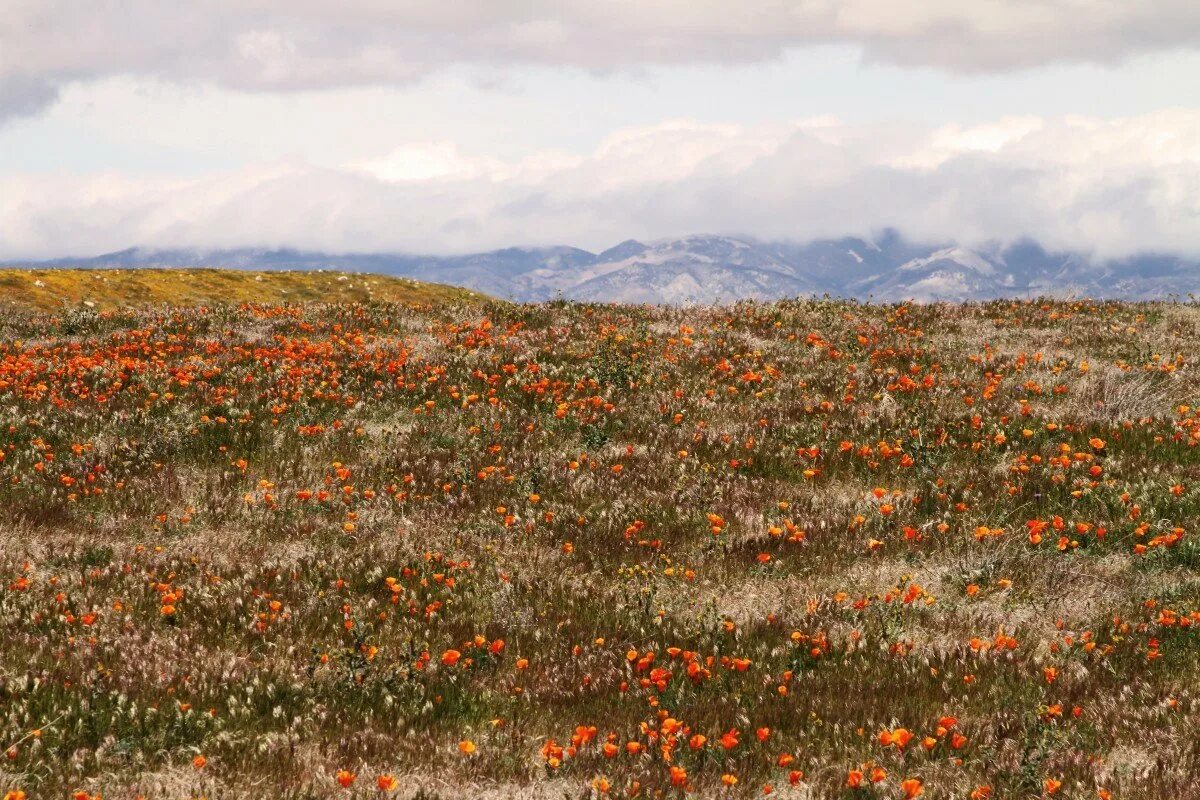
{"left": 0, "top": 287, "right": 1198, "bottom": 799}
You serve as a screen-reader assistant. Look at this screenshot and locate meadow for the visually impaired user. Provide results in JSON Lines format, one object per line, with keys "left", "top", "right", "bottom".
{"left": 0, "top": 281, "right": 1197, "bottom": 799}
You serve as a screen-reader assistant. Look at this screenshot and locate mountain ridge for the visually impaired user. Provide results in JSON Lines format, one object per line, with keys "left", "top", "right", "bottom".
{"left": 6, "top": 232, "right": 1200, "bottom": 304}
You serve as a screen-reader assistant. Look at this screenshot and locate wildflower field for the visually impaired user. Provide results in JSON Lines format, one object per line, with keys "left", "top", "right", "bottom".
{"left": 1, "top": 289, "right": 1199, "bottom": 799}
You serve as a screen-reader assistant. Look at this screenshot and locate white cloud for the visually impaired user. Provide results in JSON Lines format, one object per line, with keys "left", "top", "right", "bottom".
{"left": 4, "top": 111, "right": 1200, "bottom": 259}
{"left": 4, "top": 1, "right": 1200, "bottom": 121}
{"left": 348, "top": 142, "right": 501, "bottom": 183}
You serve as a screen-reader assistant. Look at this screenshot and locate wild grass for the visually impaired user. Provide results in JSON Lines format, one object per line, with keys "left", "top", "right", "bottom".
{"left": 0, "top": 268, "right": 482, "bottom": 314}
{"left": 0, "top": 295, "right": 1197, "bottom": 799}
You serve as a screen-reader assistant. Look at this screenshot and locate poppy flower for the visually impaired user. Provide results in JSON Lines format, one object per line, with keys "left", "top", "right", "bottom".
{"left": 879, "top": 728, "right": 913, "bottom": 749}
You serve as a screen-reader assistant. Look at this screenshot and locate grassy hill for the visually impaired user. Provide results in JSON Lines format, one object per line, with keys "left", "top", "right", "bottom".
{"left": 0, "top": 267, "right": 483, "bottom": 312}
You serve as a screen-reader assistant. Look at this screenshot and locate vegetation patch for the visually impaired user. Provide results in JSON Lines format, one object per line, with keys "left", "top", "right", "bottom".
{"left": 0, "top": 296, "right": 1197, "bottom": 799}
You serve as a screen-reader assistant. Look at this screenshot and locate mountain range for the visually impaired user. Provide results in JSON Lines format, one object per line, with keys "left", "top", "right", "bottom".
{"left": 6, "top": 231, "right": 1200, "bottom": 304}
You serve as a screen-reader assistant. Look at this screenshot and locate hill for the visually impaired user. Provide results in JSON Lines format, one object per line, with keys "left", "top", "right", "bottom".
{"left": 0, "top": 267, "right": 485, "bottom": 313}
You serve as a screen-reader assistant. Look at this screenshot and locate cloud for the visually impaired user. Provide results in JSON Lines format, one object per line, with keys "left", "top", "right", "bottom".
{"left": 4, "top": 1, "right": 1200, "bottom": 124}
{"left": 347, "top": 142, "right": 504, "bottom": 183}
{"left": 0, "top": 75, "right": 60, "bottom": 125}
{"left": 3, "top": 110, "right": 1200, "bottom": 259}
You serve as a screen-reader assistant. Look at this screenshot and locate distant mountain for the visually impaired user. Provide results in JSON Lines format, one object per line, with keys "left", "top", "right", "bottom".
{"left": 7, "top": 232, "right": 1200, "bottom": 304}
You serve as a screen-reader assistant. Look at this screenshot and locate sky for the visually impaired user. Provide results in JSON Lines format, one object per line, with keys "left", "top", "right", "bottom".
{"left": 3, "top": 1, "right": 1200, "bottom": 259}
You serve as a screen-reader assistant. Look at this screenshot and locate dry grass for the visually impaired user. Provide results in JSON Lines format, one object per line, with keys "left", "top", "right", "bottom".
{"left": 0, "top": 295, "right": 1197, "bottom": 799}
{"left": 0, "top": 268, "right": 483, "bottom": 313}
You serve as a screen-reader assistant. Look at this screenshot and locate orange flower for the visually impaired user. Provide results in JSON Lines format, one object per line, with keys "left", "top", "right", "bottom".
{"left": 669, "top": 766, "right": 688, "bottom": 787}
{"left": 879, "top": 727, "right": 913, "bottom": 749}
{"left": 192, "top": 754, "right": 206, "bottom": 770}
{"left": 1045, "top": 778, "right": 1063, "bottom": 795}
{"left": 335, "top": 770, "right": 356, "bottom": 788}
{"left": 377, "top": 774, "right": 399, "bottom": 791}
{"left": 458, "top": 740, "right": 476, "bottom": 755}
{"left": 902, "top": 778, "right": 923, "bottom": 798}
{"left": 846, "top": 770, "right": 864, "bottom": 788}
{"left": 441, "top": 649, "right": 462, "bottom": 666}
{"left": 721, "top": 774, "right": 738, "bottom": 787}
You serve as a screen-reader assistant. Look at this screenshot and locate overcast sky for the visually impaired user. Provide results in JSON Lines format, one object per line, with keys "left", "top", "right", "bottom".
{"left": 3, "top": 1, "right": 1200, "bottom": 258}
